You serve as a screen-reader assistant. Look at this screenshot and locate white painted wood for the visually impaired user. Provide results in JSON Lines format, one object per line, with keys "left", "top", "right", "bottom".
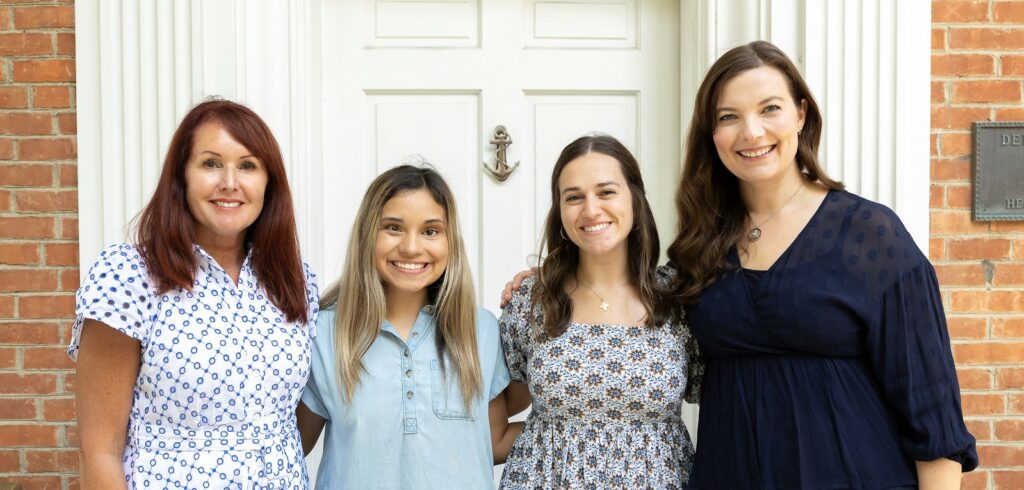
{"left": 367, "top": 0, "right": 479, "bottom": 47}
{"left": 528, "top": 0, "right": 635, "bottom": 46}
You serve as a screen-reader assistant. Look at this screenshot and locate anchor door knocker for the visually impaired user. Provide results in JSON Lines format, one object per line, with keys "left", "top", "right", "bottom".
{"left": 482, "top": 125, "right": 520, "bottom": 181}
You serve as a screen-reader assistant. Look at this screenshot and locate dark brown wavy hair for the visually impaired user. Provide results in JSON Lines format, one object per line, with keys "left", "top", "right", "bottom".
{"left": 135, "top": 99, "right": 309, "bottom": 324}
{"left": 533, "top": 134, "right": 671, "bottom": 337}
{"left": 667, "top": 40, "right": 844, "bottom": 305}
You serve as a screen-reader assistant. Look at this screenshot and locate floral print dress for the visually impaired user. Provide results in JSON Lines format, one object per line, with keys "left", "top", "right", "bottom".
{"left": 498, "top": 272, "right": 703, "bottom": 489}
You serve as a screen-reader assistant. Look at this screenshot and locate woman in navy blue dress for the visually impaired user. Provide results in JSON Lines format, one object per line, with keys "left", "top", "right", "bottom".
{"left": 667, "top": 41, "right": 977, "bottom": 488}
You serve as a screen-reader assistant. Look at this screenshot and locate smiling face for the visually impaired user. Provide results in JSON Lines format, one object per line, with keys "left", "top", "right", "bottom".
{"left": 558, "top": 152, "right": 634, "bottom": 259}
{"left": 374, "top": 189, "right": 450, "bottom": 305}
{"left": 184, "top": 121, "right": 268, "bottom": 249}
{"left": 712, "top": 66, "right": 807, "bottom": 187}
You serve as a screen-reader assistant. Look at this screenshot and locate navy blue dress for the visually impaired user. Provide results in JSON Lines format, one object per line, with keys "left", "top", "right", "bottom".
{"left": 685, "top": 190, "right": 977, "bottom": 489}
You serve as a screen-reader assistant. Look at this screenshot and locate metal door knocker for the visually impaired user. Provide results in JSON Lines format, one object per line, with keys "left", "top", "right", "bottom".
{"left": 482, "top": 125, "right": 520, "bottom": 181}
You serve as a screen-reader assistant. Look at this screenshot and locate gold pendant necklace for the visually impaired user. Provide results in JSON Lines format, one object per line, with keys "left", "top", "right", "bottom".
{"left": 578, "top": 279, "right": 628, "bottom": 312}
{"left": 748, "top": 181, "right": 805, "bottom": 242}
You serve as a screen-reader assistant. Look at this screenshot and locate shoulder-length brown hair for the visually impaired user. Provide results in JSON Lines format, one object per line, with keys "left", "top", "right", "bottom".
{"left": 667, "top": 40, "right": 844, "bottom": 305}
{"left": 533, "top": 134, "right": 671, "bottom": 337}
{"left": 135, "top": 99, "right": 309, "bottom": 324}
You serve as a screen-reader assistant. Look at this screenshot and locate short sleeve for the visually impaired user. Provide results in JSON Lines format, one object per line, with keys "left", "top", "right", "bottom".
{"left": 682, "top": 323, "right": 704, "bottom": 405}
{"left": 499, "top": 276, "right": 540, "bottom": 384}
{"left": 477, "top": 308, "right": 510, "bottom": 400}
{"left": 302, "top": 262, "right": 320, "bottom": 337}
{"left": 855, "top": 207, "right": 978, "bottom": 470}
{"left": 68, "top": 244, "right": 157, "bottom": 361}
{"left": 301, "top": 307, "right": 335, "bottom": 419}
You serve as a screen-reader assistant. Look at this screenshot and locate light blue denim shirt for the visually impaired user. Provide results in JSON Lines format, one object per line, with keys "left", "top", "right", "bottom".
{"left": 302, "top": 305, "right": 510, "bottom": 489}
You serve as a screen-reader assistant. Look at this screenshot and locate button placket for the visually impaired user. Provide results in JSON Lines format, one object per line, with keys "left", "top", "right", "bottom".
{"left": 400, "top": 345, "right": 417, "bottom": 434}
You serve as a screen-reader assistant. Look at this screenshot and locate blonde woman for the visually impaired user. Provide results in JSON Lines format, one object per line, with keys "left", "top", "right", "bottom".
{"left": 296, "top": 165, "right": 518, "bottom": 489}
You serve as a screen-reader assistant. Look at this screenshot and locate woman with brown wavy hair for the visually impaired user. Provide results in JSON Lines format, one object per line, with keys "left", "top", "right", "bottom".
{"left": 71, "top": 99, "right": 318, "bottom": 488}
{"left": 499, "top": 134, "right": 702, "bottom": 489}
{"left": 667, "top": 41, "right": 976, "bottom": 488}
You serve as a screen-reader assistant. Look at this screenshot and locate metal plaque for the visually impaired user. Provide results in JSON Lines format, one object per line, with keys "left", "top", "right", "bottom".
{"left": 973, "top": 121, "right": 1024, "bottom": 221}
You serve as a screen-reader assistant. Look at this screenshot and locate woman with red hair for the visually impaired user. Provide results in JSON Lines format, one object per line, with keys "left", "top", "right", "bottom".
{"left": 70, "top": 99, "right": 319, "bottom": 488}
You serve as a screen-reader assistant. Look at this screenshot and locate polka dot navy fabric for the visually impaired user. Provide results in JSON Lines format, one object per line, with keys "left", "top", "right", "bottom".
{"left": 69, "top": 243, "right": 319, "bottom": 489}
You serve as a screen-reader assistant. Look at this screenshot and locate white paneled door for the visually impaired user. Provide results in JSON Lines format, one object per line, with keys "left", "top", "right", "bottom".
{"left": 311, "top": 0, "right": 683, "bottom": 482}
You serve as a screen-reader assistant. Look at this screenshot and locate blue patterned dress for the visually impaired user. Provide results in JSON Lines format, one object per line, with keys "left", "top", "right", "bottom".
{"left": 498, "top": 273, "right": 703, "bottom": 490}
{"left": 69, "top": 244, "right": 319, "bottom": 489}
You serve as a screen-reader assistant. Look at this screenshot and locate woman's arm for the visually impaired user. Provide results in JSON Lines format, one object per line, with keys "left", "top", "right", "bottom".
{"left": 76, "top": 320, "right": 141, "bottom": 490}
{"left": 488, "top": 385, "right": 529, "bottom": 464}
{"left": 915, "top": 458, "right": 962, "bottom": 490}
{"left": 296, "top": 401, "right": 327, "bottom": 456}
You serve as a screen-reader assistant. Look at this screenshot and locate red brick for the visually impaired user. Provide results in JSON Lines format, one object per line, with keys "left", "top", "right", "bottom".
{"left": 932, "top": 53, "right": 995, "bottom": 76}
{"left": 0, "top": 86, "right": 28, "bottom": 108}
{"left": 58, "top": 162, "right": 75, "bottom": 185}
{"left": 930, "top": 133, "right": 939, "bottom": 156}
{"left": 0, "top": 138, "right": 14, "bottom": 159}
{"left": 61, "top": 217, "right": 77, "bottom": 239}
{"left": 934, "top": 263, "right": 986, "bottom": 286}
{"left": 64, "top": 424, "right": 78, "bottom": 446}
{"left": 0, "top": 296, "right": 13, "bottom": 317}
{"left": 934, "top": 1, "right": 990, "bottom": 23}
{"left": 998, "top": 367, "right": 1024, "bottom": 389}
{"left": 0, "top": 32, "right": 52, "bottom": 56}
{"left": 33, "top": 86, "right": 70, "bottom": 108}
{"left": 966, "top": 419, "right": 992, "bottom": 441}
{"left": 56, "top": 32, "right": 73, "bottom": 55}
{"left": 992, "top": 221, "right": 1024, "bottom": 232}
{"left": 1013, "top": 394, "right": 1024, "bottom": 414}
{"left": 994, "top": 471, "right": 1024, "bottom": 489}
{"left": 0, "top": 424, "right": 57, "bottom": 447}
{"left": 996, "top": 107, "right": 1024, "bottom": 120}
{"left": 0, "top": 188, "right": 9, "bottom": 211}
{"left": 930, "top": 210, "right": 989, "bottom": 235}
{"left": 62, "top": 371, "right": 75, "bottom": 393}
{"left": 931, "top": 158, "right": 971, "bottom": 181}
{"left": 1003, "top": 55, "right": 1024, "bottom": 76}
{"left": 933, "top": 28, "right": 947, "bottom": 50}
{"left": 995, "top": 1, "right": 1024, "bottom": 22}
{"left": 19, "top": 137, "right": 76, "bottom": 160}
{"left": 0, "top": 112, "right": 53, "bottom": 135}
{"left": 0, "top": 398, "right": 36, "bottom": 420}
{"left": 1017, "top": 239, "right": 1024, "bottom": 260}
{"left": 59, "top": 267, "right": 79, "bottom": 292}
{"left": 993, "top": 264, "right": 1024, "bottom": 286}
{"left": 13, "top": 6, "right": 74, "bottom": 29}
{"left": 946, "top": 184, "right": 972, "bottom": 208}
{"left": 42, "top": 242, "right": 77, "bottom": 266}
{"left": 941, "top": 133, "right": 972, "bottom": 157}
{"left": 0, "top": 322, "right": 60, "bottom": 344}
{"left": 26, "top": 448, "right": 77, "bottom": 472}
{"left": 0, "top": 373, "right": 56, "bottom": 395}
{"left": 956, "top": 342, "right": 1024, "bottom": 364}
{"left": 962, "top": 393, "right": 1006, "bottom": 415}
{"left": 41, "top": 397, "right": 74, "bottom": 422}
{"left": 931, "top": 107, "right": 990, "bottom": 130}
{"left": 13, "top": 59, "right": 74, "bottom": 82}
{"left": 0, "top": 163, "right": 51, "bottom": 185}
{"left": 995, "top": 420, "right": 1024, "bottom": 442}
{"left": 950, "top": 27, "right": 1024, "bottom": 49}
{"left": 0, "top": 243, "right": 39, "bottom": 265}
{"left": 15, "top": 189, "right": 76, "bottom": 212}
{"left": 962, "top": 470, "right": 988, "bottom": 490}
{"left": 930, "top": 238, "right": 946, "bottom": 260}
{"left": 0, "top": 269, "right": 57, "bottom": 292}
{"left": 952, "top": 80, "right": 1021, "bottom": 103}
{"left": 0, "top": 347, "right": 14, "bottom": 368}
{"left": 57, "top": 112, "right": 75, "bottom": 134}
{"left": 0, "top": 216, "right": 54, "bottom": 238}
{"left": 980, "top": 444, "right": 1024, "bottom": 466}
{"left": 948, "top": 316, "right": 988, "bottom": 339}
{"left": 957, "top": 367, "right": 993, "bottom": 389}
{"left": 932, "top": 81, "right": 945, "bottom": 103}
{"left": 0, "top": 476, "right": 63, "bottom": 489}
{"left": 994, "top": 318, "right": 1024, "bottom": 338}
{"left": 24, "top": 347, "right": 74, "bottom": 370}
{"left": 990, "top": 291, "right": 1024, "bottom": 312}
{"left": 949, "top": 238, "right": 1012, "bottom": 260}
{"left": 930, "top": 184, "right": 944, "bottom": 208}
{"left": 0, "top": 450, "right": 17, "bottom": 472}
{"left": 18, "top": 294, "right": 74, "bottom": 319}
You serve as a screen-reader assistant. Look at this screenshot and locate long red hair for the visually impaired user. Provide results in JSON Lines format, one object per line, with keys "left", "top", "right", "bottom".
{"left": 135, "top": 99, "right": 308, "bottom": 324}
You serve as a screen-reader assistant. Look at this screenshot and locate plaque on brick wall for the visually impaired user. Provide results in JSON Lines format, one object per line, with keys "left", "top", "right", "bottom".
{"left": 972, "top": 121, "right": 1024, "bottom": 221}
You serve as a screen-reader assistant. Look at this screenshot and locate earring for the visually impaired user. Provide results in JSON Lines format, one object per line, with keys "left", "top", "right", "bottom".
{"left": 559, "top": 227, "right": 569, "bottom": 240}
{"left": 797, "top": 129, "right": 802, "bottom": 136}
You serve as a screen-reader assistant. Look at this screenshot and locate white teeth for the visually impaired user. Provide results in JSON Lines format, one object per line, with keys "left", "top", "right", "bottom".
{"left": 213, "top": 201, "right": 241, "bottom": 208}
{"left": 582, "top": 223, "right": 611, "bottom": 232}
{"left": 738, "top": 146, "right": 775, "bottom": 158}
{"left": 393, "top": 261, "right": 427, "bottom": 270}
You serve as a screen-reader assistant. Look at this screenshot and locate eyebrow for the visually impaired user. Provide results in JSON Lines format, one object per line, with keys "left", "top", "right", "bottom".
{"left": 716, "top": 95, "right": 784, "bottom": 113}
{"left": 381, "top": 217, "right": 446, "bottom": 224}
{"left": 560, "top": 181, "right": 621, "bottom": 196}
{"left": 197, "top": 150, "right": 258, "bottom": 160}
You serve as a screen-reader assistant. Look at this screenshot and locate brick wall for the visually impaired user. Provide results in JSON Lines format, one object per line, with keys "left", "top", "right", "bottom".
{"left": 932, "top": 1, "right": 1024, "bottom": 488}
{"left": 0, "top": 0, "right": 77, "bottom": 488}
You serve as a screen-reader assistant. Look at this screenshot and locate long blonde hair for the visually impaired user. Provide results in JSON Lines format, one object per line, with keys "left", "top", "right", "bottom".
{"left": 320, "top": 164, "right": 482, "bottom": 408}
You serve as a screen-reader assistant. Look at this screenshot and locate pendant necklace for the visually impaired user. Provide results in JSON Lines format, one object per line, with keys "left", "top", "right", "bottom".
{"left": 577, "top": 279, "right": 629, "bottom": 312}
{"left": 747, "top": 182, "right": 805, "bottom": 242}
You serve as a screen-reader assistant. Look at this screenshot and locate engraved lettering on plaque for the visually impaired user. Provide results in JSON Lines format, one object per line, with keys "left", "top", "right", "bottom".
{"left": 973, "top": 122, "right": 1024, "bottom": 221}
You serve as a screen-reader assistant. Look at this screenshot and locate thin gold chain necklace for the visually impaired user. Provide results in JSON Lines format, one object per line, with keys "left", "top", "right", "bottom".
{"left": 747, "top": 182, "right": 805, "bottom": 242}
{"left": 577, "top": 279, "right": 630, "bottom": 312}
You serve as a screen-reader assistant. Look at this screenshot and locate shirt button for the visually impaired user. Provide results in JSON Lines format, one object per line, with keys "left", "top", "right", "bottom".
{"left": 406, "top": 391, "right": 414, "bottom": 399}
{"left": 405, "top": 369, "right": 413, "bottom": 378}
{"left": 404, "top": 349, "right": 410, "bottom": 357}
{"left": 412, "top": 332, "right": 419, "bottom": 338}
